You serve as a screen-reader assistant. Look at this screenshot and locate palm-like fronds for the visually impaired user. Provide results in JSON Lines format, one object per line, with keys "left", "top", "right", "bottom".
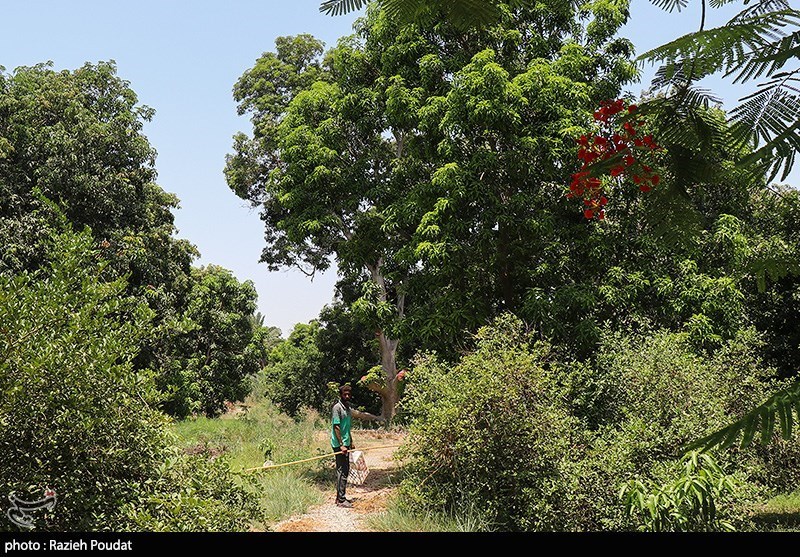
{"left": 729, "top": 0, "right": 794, "bottom": 24}
{"left": 641, "top": 1, "right": 800, "bottom": 182}
{"left": 733, "top": 31, "right": 799, "bottom": 87}
{"left": 641, "top": 9, "right": 798, "bottom": 81}
{"left": 319, "top": 0, "right": 369, "bottom": 16}
{"left": 320, "top": 0, "right": 531, "bottom": 29}
{"left": 648, "top": 0, "right": 690, "bottom": 12}
{"left": 686, "top": 379, "right": 800, "bottom": 452}
{"left": 732, "top": 69, "right": 800, "bottom": 179}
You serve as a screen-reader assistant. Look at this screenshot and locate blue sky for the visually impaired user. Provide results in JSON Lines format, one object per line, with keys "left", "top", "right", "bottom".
{"left": 1, "top": 1, "right": 791, "bottom": 335}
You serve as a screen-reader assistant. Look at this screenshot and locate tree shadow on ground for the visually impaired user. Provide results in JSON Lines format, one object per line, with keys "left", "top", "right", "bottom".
{"left": 748, "top": 511, "right": 800, "bottom": 532}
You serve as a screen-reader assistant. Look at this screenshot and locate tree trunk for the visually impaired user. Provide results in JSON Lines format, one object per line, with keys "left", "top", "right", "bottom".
{"left": 497, "top": 220, "right": 515, "bottom": 310}
{"left": 377, "top": 330, "right": 399, "bottom": 423}
{"left": 364, "top": 259, "right": 404, "bottom": 424}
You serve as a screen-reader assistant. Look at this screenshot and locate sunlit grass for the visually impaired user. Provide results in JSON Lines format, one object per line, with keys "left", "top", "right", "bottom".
{"left": 748, "top": 490, "right": 800, "bottom": 532}
{"left": 367, "top": 496, "right": 492, "bottom": 532}
{"left": 170, "top": 398, "right": 328, "bottom": 527}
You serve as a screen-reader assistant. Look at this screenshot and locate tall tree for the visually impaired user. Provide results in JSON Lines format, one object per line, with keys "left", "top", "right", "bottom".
{"left": 0, "top": 62, "right": 261, "bottom": 417}
{"left": 0, "top": 62, "right": 197, "bottom": 279}
{"left": 227, "top": 29, "right": 419, "bottom": 420}
{"left": 158, "top": 264, "right": 261, "bottom": 418}
{"left": 227, "top": 2, "right": 639, "bottom": 417}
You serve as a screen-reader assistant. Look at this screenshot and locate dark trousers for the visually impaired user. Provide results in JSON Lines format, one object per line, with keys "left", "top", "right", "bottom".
{"left": 333, "top": 447, "right": 350, "bottom": 502}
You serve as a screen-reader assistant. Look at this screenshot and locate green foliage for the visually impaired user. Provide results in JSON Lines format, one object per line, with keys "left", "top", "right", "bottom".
{"left": 254, "top": 305, "right": 382, "bottom": 417}
{"left": 688, "top": 379, "right": 800, "bottom": 453}
{"left": 0, "top": 62, "right": 261, "bottom": 419}
{"left": 171, "top": 399, "right": 321, "bottom": 472}
{"left": 315, "top": 300, "right": 382, "bottom": 412}
{"left": 399, "top": 315, "right": 586, "bottom": 530}
{"left": 0, "top": 230, "right": 168, "bottom": 530}
{"left": 0, "top": 230, "right": 259, "bottom": 532}
{"left": 259, "top": 438, "right": 276, "bottom": 461}
{"left": 157, "top": 265, "right": 260, "bottom": 418}
{"left": 358, "top": 365, "right": 385, "bottom": 390}
{"left": 320, "top": 0, "right": 533, "bottom": 30}
{"left": 248, "top": 323, "right": 283, "bottom": 371}
{"left": 230, "top": 2, "right": 639, "bottom": 379}
{"left": 257, "top": 322, "right": 326, "bottom": 416}
{"left": 256, "top": 470, "right": 327, "bottom": 524}
{"left": 0, "top": 62, "right": 158, "bottom": 257}
{"left": 399, "top": 315, "right": 800, "bottom": 531}
{"left": 749, "top": 489, "right": 800, "bottom": 531}
{"left": 122, "top": 452, "right": 261, "bottom": 532}
{"left": 0, "top": 62, "right": 198, "bottom": 291}
{"left": 620, "top": 452, "right": 737, "bottom": 532}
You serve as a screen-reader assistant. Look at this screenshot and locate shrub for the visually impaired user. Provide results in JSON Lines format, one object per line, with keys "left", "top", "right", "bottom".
{"left": 398, "top": 315, "right": 800, "bottom": 531}
{"left": 399, "top": 314, "right": 587, "bottom": 530}
{"left": 122, "top": 452, "right": 261, "bottom": 532}
{"left": 0, "top": 231, "right": 169, "bottom": 530}
{"left": 0, "top": 230, "right": 261, "bottom": 531}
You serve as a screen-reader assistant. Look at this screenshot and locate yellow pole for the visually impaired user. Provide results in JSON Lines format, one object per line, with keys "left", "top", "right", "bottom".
{"left": 242, "top": 443, "right": 402, "bottom": 473}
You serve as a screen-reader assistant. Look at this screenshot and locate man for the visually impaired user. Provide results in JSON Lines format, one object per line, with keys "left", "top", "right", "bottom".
{"left": 331, "top": 384, "right": 355, "bottom": 508}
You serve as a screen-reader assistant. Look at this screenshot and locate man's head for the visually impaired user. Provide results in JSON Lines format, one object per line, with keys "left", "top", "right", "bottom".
{"left": 339, "top": 384, "right": 352, "bottom": 403}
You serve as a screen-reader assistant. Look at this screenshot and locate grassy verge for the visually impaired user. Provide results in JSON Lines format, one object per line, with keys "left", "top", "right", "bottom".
{"left": 366, "top": 495, "right": 492, "bottom": 532}
{"left": 747, "top": 490, "right": 800, "bottom": 532}
{"left": 170, "top": 398, "right": 328, "bottom": 529}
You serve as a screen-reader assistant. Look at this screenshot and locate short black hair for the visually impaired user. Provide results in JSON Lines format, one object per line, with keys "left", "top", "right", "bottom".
{"left": 339, "top": 384, "right": 352, "bottom": 395}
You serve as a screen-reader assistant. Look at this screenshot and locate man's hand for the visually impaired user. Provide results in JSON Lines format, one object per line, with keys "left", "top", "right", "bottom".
{"left": 340, "top": 445, "right": 349, "bottom": 455}
{"left": 350, "top": 443, "right": 355, "bottom": 450}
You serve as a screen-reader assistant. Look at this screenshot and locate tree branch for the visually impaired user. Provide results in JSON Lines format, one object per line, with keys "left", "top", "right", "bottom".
{"left": 352, "top": 408, "right": 385, "bottom": 422}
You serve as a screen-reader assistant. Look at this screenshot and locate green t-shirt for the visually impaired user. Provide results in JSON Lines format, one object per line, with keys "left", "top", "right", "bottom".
{"left": 331, "top": 400, "right": 352, "bottom": 448}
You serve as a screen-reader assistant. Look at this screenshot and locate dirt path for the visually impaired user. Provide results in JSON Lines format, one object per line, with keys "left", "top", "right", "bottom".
{"left": 272, "top": 430, "right": 406, "bottom": 532}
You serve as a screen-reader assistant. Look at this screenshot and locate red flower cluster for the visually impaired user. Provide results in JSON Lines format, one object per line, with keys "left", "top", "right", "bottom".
{"left": 568, "top": 99, "right": 661, "bottom": 220}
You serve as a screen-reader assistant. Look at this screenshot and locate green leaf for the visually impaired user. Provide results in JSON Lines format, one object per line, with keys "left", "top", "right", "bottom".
{"left": 740, "top": 415, "right": 758, "bottom": 449}
{"left": 761, "top": 406, "right": 776, "bottom": 445}
{"left": 319, "top": 0, "right": 370, "bottom": 16}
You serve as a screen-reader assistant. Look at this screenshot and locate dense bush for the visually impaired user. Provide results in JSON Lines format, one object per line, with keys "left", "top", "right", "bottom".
{"left": 399, "top": 314, "right": 588, "bottom": 530}
{"left": 122, "top": 452, "right": 261, "bottom": 531}
{"left": 0, "top": 231, "right": 166, "bottom": 530}
{"left": 398, "top": 315, "right": 800, "bottom": 531}
{"left": 567, "top": 327, "right": 800, "bottom": 530}
{"left": 255, "top": 306, "right": 382, "bottom": 417}
{"left": 0, "top": 231, "right": 260, "bottom": 531}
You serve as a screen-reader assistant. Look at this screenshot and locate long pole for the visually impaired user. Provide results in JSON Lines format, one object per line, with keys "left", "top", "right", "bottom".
{"left": 242, "top": 444, "right": 402, "bottom": 473}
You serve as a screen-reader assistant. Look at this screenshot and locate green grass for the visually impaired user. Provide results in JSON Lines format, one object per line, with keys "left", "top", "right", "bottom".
{"left": 169, "top": 398, "right": 328, "bottom": 528}
{"left": 367, "top": 497, "right": 493, "bottom": 532}
{"left": 748, "top": 490, "right": 800, "bottom": 532}
{"left": 255, "top": 469, "right": 327, "bottom": 522}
